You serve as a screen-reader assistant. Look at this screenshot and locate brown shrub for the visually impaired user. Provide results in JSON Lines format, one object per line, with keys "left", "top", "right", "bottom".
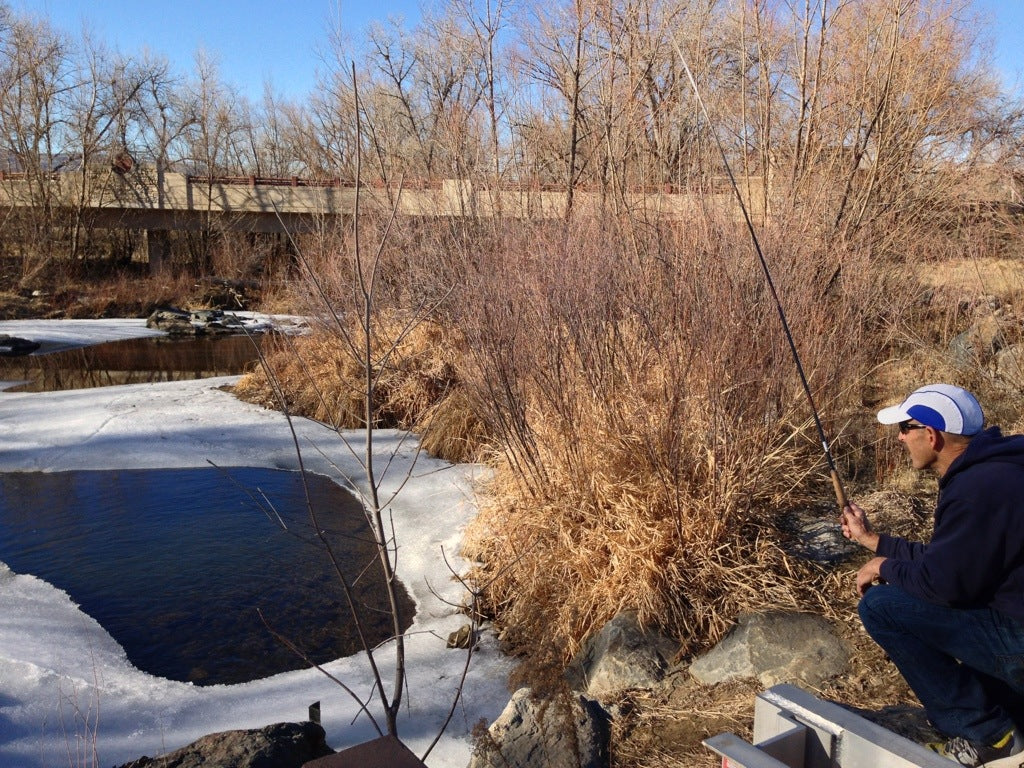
{"left": 233, "top": 313, "right": 487, "bottom": 463}
{"left": 239, "top": 207, "right": 1023, "bottom": 679}
{"left": 457, "top": 214, "right": 885, "bottom": 660}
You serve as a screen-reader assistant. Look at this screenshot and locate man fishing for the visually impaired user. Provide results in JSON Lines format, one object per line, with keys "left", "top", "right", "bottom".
{"left": 841, "top": 383, "right": 1024, "bottom": 768}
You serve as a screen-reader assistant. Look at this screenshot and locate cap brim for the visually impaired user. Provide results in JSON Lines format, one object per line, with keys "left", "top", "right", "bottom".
{"left": 877, "top": 404, "right": 910, "bottom": 425}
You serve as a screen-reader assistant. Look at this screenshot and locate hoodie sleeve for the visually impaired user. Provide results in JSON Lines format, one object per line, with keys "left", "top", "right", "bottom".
{"left": 878, "top": 480, "right": 1009, "bottom": 606}
{"left": 876, "top": 534, "right": 926, "bottom": 561}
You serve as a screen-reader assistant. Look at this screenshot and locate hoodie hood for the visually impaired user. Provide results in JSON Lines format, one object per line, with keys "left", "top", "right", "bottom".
{"left": 941, "top": 427, "right": 1024, "bottom": 487}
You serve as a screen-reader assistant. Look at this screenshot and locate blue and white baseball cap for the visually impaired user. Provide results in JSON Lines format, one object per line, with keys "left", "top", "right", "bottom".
{"left": 877, "top": 383, "right": 984, "bottom": 436}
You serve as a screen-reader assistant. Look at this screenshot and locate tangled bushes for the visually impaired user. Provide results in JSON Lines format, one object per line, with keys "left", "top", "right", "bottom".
{"left": 455, "top": 217, "right": 882, "bottom": 657}
{"left": 240, "top": 212, "right": 897, "bottom": 661}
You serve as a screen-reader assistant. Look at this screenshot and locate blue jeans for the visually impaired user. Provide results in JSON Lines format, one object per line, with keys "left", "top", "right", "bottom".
{"left": 859, "top": 585, "right": 1024, "bottom": 744}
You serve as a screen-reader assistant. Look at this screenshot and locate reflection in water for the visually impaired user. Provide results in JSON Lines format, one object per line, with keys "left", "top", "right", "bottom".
{"left": 0, "top": 335, "right": 265, "bottom": 392}
{"left": 0, "top": 467, "right": 415, "bottom": 685}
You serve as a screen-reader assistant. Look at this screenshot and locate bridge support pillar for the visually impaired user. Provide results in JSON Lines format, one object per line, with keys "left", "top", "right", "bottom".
{"left": 145, "top": 229, "right": 171, "bottom": 274}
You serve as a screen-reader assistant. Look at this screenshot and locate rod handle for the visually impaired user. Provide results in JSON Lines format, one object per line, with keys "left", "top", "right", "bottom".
{"left": 831, "top": 469, "right": 848, "bottom": 510}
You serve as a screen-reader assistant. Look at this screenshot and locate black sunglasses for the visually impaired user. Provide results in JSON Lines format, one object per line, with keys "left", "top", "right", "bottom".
{"left": 898, "top": 420, "right": 928, "bottom": 434}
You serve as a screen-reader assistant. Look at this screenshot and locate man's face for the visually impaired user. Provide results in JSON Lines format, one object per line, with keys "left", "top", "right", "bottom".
{"left": 899, "top": 421, "right": 938, "bottom": 471}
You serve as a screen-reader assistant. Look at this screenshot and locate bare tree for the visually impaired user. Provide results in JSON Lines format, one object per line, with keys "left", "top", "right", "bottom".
{"left": 447, "top": 0, "right": 514, "bottom": 189}
{"left": 364, "top": 20, "right": 428, "bottom": 180}
{"left": 178, "top": 50, "right": 251, "bottom": 272}
{"left": 250, "top": 68, "right": 478, "bottom": 754}
{"left": 0, "top": 9, "right": 72, "bottom": 279}
{"left": 519, "top": 0, "right": 600, "bottom": 219}
{"left": 727, "top": 0, "right": 1001, "bottom": 246}
{"left": 64, "top": 34, "right": 156, "bottom": 260}
{"left": 247, "top": 83, "right": 306, "bottom": 178}
{"left": 302, "top": 70, "right": 360, "bottom": 179}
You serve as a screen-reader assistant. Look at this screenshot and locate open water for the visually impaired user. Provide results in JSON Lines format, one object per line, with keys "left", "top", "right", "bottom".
{"left": 0, "top": 334, "right": 263, "bottom": 391}
{"left": 0, "top": 466, "right": 414, "bottom": 685}
{"left": 0, "top": 336, "right": 415, "bottom": 685}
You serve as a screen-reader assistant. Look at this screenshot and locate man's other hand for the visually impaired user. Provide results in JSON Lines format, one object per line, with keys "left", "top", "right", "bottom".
{"left": 856, "top": 556, "right": 887, "bottom": 596}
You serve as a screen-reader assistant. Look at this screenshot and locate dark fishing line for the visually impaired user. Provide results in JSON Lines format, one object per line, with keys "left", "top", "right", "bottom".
{"left": 674, "top": 45, "right": 848, "bottom": 508}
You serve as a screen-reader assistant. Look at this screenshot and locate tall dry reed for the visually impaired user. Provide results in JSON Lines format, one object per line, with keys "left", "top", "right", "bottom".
{"left": 457, "top": 213, "right": 885, "bottom": 659}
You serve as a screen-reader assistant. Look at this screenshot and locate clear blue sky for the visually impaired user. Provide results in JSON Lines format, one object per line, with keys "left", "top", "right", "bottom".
{"left": 974, "top": 0, "right": 1024, "bottom": 90}
{"left": 11, "top": 0, "right": 423, "bottom": 100}
{"left": 11, "top": 0, "right": 1024, "bottom": 101}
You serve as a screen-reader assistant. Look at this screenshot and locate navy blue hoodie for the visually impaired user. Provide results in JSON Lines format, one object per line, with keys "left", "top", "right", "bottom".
{"left": 877, "top": 426, "right": 1024, "bottom": 624}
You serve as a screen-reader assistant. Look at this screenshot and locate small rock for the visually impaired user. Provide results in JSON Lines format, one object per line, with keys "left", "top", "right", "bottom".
{"left": 146, "top": 307, "right": 255, "bottom": 336}
{"left": 779, "top": 506, "right": 859, "bottom": 564}
{"left": 0, "top": 334, "right": 40, "bottom": 356}
{"left": 469, "top": 687, "right": 611, "bottom": 768}
{"left": 995, "top": 344, "right": 1024, "bottom": 387}
{"left": 447, "top": 624, "right": 476, "bottom": 649}
{"left": 950, "top": 314, "right": 1006, "bottom": 365}
{"left": 689, "top": 611, "right": 847, "bottom": 688}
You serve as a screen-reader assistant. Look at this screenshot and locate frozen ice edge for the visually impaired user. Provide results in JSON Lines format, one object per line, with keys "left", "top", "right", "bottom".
{"left": 0, "top": 319, "right": 513, "bottom": 768}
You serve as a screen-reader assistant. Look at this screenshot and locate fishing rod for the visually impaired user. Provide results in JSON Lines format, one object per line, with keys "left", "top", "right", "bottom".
{"left": 673, "top": 43, "right": 849, "bottom": 510}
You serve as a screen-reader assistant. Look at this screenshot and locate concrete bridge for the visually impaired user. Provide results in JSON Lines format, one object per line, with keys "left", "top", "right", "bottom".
{"left": 0, "top": 166, "right": 731, "bottom": 232}
{"left": 0, "top": 166, "right": 741, "bottom": 268}
{"left": 1, "top": 164, "right": 1017, "bottom": 269}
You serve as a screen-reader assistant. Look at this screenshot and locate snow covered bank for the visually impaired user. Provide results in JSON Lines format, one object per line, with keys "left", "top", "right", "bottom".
{"left": 0, "top": 320, "right": 513, "bottom": 768}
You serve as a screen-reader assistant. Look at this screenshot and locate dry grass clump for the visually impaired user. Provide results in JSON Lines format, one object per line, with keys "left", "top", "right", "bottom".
{"left": 466, "top": 457, "right": 827, "bottom": 660}
{"left": 418, "top": 387, "right": 489, "bottom": 464}
{"left": 10, "top": 264, "right": 199, "bottom": 319}
{"left": 233, "top": 314, "right": 485, "bottom": 462}
{"left": 915, "top": 257, "right": 1024, "bottom": 301}
{"left": 233, "top": 331, "right": 366, "bottom": 424}
{"left": 459, "top": 216, "right": 883, "bottom": 661}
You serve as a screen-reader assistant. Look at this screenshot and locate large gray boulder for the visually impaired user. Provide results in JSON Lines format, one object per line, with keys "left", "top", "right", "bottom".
{"left": 564, "top": 611, "right": 678, "bottom": 697}
{"left": 469, "top": 687, "right": 611, "bottom": 768}
{"left": 951, "top": 318, "right": 1005, "bottom": 365}
{"left": 688, "top": 611, "right": 847, "bottom": 688}
{"left": 115, "top": 721, "right": 332, "bottom": 768}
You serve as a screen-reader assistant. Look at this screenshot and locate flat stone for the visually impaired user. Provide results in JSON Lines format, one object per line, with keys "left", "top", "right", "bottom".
{"left": 689, "top": 611, "right": 847, "bottom": 688}
{"left": 114, "top": 721, "right": 332, "bottom": 768}
{"left": 146, "top": 307, "right": 256, "bottom": 336}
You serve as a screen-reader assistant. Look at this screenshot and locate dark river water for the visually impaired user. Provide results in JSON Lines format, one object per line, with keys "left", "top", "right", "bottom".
{"left": 0, "top": 334, "right": 415, "bottom": 685}
{"left": 0, "top": 334, "right": 263, "bottom": 391}
{"left": 0, "top": 467, "right": 414, "bottom": 685}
